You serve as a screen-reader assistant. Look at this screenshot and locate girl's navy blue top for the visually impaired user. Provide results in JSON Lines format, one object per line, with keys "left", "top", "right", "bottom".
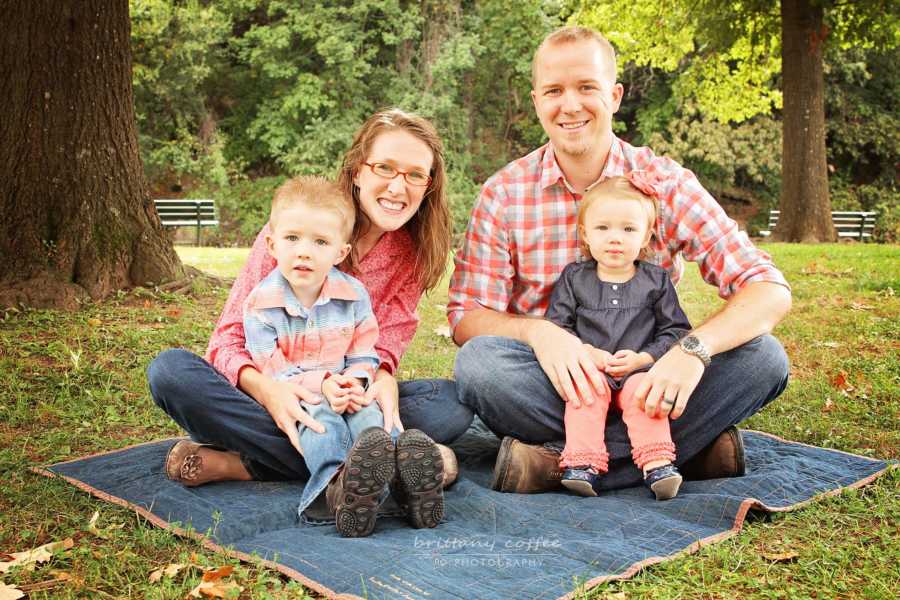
{"left": 545, "top": 259, "right": 692, "bottom": 389}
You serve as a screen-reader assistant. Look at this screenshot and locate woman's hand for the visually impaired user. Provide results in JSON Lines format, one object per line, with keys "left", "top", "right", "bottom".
{"left": 365, "top": 369, "right": 404, "bottom": 433}
{"left": 241, "top": 368, "right": 324, "bottom": 455}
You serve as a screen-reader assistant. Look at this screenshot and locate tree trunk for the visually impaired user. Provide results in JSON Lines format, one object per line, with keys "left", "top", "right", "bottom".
{"left": 776, "top": 0, "right": 836, "bottom": 242}
{"left": 0, "top": 0, "right": 184, "bottom": 309}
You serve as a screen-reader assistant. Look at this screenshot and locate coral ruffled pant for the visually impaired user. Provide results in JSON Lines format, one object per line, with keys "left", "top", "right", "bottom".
{"left": 560, "top": 373, "right": 676, "bottom": 473}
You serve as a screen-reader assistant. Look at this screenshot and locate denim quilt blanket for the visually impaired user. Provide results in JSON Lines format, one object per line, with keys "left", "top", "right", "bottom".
{"left": 38, "top": 428, "right": 894, "bottom": 600}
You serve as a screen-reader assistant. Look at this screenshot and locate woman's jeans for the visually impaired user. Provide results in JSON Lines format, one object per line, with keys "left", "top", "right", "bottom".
{"left": 147, "top": 349, "right": 472, "bottom": 482}
{"left": 454, "top": 334, "right": 790, "bottom": 489}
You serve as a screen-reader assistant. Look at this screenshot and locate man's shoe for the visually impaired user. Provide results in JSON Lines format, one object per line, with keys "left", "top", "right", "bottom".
{"left": 490, "top": 437, "right": 564, "bottom": 493}
{"left": 326, "top": 427, "right": 395, "bottom": 538}
{"left": 392, "top": 429, "right": 445, "bottom": 528}
{"left": 681, "top": 426, "right": 746, "bottom": 481}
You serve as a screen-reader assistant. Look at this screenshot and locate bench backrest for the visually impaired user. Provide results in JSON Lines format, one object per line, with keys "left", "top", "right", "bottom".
{"left": 767, "top": 210, "right": 876, "bottom": 239}
{"left": 154, "top": 199, "right": 218, "bottom": 227}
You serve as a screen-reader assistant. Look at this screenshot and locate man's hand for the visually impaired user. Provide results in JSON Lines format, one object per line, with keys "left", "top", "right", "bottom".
{"left": 322, "top": 374, "right": 366, "bottom": 415}
{"left": 526, "top": 320, "right": 607, "bottom": 408}
{"left": 365, "top": 370, "right": 404, "bottom": 433}
{"left": 257, "top": 378, "right": 324, "bottom": 455}
{"left": 632, "top": 346, "right": 704, "bottom": 419}
{"left": 606, "top": 350, "right": 654, "bottom": 378}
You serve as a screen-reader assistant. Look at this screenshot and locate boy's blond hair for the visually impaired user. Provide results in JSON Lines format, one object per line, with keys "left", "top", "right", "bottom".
{"left": 578, "top": 176, "right": 658, "bottom": 260}
{"left": 271, "top": 176, "right": 354, "bottom": 240}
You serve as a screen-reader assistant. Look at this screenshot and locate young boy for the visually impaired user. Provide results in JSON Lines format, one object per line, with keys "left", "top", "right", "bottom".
{"left": 243, "top": 176, "right": 443, "bottom": 537}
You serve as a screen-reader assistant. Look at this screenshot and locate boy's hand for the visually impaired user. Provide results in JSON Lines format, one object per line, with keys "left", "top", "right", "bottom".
{"left": 606, "top": 350, "right": 654, "bottom": 378}
{"left": 322, "top": 374, "right": 365, "bottom": 414}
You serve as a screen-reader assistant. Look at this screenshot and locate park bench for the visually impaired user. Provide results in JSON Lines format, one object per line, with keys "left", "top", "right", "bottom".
{"left": 759, "top": 210, "right": 876, "bottom": 240}
{"left": 154, "top": 198, "right": 218, "bottom": 246}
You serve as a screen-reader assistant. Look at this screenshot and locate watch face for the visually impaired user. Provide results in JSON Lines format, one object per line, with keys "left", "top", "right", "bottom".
{"left": 682, "top": 335, "right": 699, "bottom": 351}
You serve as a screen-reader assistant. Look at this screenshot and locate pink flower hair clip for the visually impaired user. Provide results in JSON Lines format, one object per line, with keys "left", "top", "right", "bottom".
{"left": 626, "top": 170, "right": 664, "bottom": 199}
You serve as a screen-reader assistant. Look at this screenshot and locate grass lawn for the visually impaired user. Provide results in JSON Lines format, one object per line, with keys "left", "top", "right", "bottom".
{"left": 1, "top": 242, "right": 898, "bottom": 598}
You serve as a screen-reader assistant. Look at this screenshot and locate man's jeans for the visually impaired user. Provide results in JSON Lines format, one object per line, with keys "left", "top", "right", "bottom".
{"left": 454, "top": 335, "right": 790, "bottom": 489}
{"left": 147, "top": 349, "right": 472, "bottom": 481}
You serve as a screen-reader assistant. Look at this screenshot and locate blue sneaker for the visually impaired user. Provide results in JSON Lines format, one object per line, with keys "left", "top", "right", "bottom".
{"left": 644, "top": 464, "right": 683, "bottom": 500}
{"left": 561, "top": 466, "right": 602, "bottom": 497}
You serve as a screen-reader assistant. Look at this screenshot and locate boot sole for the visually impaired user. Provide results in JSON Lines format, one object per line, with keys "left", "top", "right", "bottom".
{"left": 335, "top": 428, "right": 395, "bottom": 538}
{"left": 396, "top": 430, "right": 444, "bottom": 528}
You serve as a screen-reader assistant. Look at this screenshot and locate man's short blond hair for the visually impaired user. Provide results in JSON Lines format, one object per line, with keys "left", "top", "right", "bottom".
{"left": 271, "top": 176, "right": 354, "bottom": 240}
{"left": 532, "top": 26, "right": 617, "bottom": 86}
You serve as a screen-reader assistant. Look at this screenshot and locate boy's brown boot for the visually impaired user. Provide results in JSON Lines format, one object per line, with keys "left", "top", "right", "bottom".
{"left": 490, "top": 437, "right": 564, "bottom": 494}
{"left": 326, "top": 427, "right": 395, "bottom": 538}
{"left": 681, "top": 426, "right": 746, "bottom": 480}
{"left": 391, "top": 429, "right": 445, "bottom": 528}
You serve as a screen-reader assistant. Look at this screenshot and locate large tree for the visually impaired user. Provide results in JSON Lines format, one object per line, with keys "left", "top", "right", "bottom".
{"left": 578, "top": 0, "right": 898, "bottom": 242}
{"left": 0, "top": 0, "right": 183, "bottom": 309}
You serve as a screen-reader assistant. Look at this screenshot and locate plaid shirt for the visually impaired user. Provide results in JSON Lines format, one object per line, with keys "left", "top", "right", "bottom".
{"left": 448, "top": 137, "right": 789, "bottom": 331}
{"left": 243, "top": 267, "right": 380, "bottom": 395}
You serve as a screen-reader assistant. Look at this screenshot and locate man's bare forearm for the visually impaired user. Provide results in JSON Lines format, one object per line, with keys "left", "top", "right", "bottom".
{"left": 691, "top": 282, "right": 792, "bottom": 356}
{"left": 452, "top": 307, "right": 545, "bottom": 347}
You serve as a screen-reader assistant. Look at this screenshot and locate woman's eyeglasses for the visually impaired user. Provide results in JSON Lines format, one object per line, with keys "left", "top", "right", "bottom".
{"left": 363, "top": 162, "right": 432, "bottom": 187}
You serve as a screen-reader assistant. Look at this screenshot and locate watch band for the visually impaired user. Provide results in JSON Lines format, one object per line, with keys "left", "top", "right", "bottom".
{"left": 679, "top": 334, "right": 711, "bottom": 367}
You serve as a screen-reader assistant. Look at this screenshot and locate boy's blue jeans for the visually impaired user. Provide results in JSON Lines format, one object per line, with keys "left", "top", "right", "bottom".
{"left": 452, "top": 334, "right": 790, "bottom": 490}
{"left": 295, "top": 399, "right": 385, "bottom": 517}
{"left": 147, "top": 349, "right": 471, "bottom": 481}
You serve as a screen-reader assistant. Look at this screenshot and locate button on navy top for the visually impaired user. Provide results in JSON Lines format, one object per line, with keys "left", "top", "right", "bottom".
{"left": 545, "top": 260, "right": 692, "bottom": 389}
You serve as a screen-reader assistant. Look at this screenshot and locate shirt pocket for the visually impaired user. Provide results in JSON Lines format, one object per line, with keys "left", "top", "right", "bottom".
{"left": 320, "top": 325, "right": 355, "bottom": 366}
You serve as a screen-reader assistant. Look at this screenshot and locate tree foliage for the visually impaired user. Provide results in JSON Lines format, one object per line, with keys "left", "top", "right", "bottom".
{"left": 128, "top": 0, "right": 897, "bottom": 242}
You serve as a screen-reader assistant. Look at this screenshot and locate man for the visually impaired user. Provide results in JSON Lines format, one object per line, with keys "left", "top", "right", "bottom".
{"left": 448, "top": 26, "right": 792, "bottom": 492}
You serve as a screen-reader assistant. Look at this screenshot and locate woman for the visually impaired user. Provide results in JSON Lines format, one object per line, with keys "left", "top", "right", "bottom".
{"left": 148, "top": 109, "right": 474, "bottom": 486}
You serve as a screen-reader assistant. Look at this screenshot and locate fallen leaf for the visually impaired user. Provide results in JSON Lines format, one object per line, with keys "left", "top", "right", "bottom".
{"left": 433, "top": 325, "right": 451, "bottom": 338}
{"left": 189, "top": 580, "right": 243, "bottom": 598}
{"left": 86, "top": 511, "right": 124, "bottom": 539}
{"left": 829, "top": 371, "right": 849, "bottom": 390}
{"left": 165, "top": 308, "right": 183, "bottom": 318}
{"left": 149, "top": 562, "right": 188, "bottom": 583}
{"left": 822, "top": 398, "right": 835, "bottom": 413}
{"left": 188, "top": 567, "right": 241, "bottom": 598}
{"left": 761, "top": 550, "right": 799, "bottom": 563}
{"left": 201, "top": 566, "right": 234, "bottom": 582}
{"left": 0, "top": 582, "right": 24, "bottom": 600}
{"left": 0, "top": 538, "right": 74, "bottom": 574}
{"left": 143, "top": 299, "right": 153, "bottom": 308}
{"left": 820, "top": 341, "right": 840, "bottom": 348}
{"left": 87, "top": 318, "right": 102, "bottom": 327}
{"left": 850, "top": 302, "right": 874, "bottom": 311}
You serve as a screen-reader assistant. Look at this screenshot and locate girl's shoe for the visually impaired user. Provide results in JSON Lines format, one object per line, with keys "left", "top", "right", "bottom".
{"left": 326, "top": 427, "right": 396, "bottom": 537}
{"left": 391, "top": 429, "right": 445, "bottom": 528}
{"left": 560, "top": 466, "right": 602, "bottom": 497}
{"left": 644, "top": 464, "right": 683, "bottom": 500}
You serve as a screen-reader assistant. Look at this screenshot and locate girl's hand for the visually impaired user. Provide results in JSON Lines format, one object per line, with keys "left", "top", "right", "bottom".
{"left": 365, "top": 370, "right": 404, "bottom": 433}
{"left": 606, "top": 350, "right": 654, "bottom": 378}
{"left": 586, "top": 345, "right": 614, "bottom": 371}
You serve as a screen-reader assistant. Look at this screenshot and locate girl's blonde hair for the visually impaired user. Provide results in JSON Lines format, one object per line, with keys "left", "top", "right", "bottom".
{"left": 578, "top": 176, "right": 658, "bottom": 261}
{"left": 338, "top": 108, "right": 451, "bottom": 292}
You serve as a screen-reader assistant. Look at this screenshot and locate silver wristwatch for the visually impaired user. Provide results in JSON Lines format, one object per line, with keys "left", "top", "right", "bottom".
{"left": 679, "top": 334, "right": 711, "bottom": 367}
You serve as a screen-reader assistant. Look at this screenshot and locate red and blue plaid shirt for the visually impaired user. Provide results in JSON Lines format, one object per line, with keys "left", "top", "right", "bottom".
{"left": 448, "top": 137, "right": 789, "bottom": 332}
{"left": 243, "top": 267, "right": 380, "bottom": 395}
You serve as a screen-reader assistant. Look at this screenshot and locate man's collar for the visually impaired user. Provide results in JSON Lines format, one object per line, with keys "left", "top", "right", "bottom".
{"left": 540, "top": 136, "right": 626, "bottom": 193}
